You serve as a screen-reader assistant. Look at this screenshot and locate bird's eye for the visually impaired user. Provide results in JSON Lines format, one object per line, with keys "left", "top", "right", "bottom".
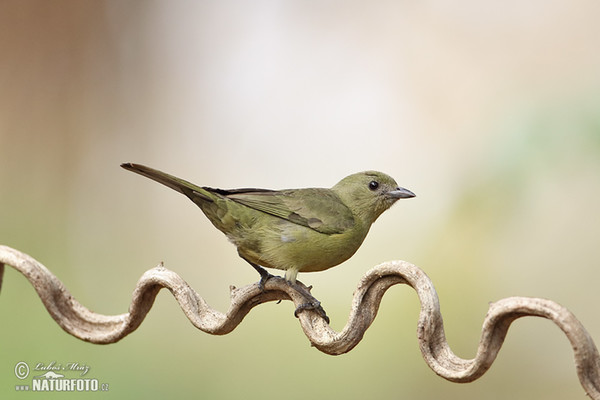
{"left": 368, "top": 180, "right": 379, "bottom": 191}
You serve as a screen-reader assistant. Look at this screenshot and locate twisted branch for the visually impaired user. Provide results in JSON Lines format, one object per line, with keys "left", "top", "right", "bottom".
{"left": 1, "top": 245, "right": 599, "bottom": 398}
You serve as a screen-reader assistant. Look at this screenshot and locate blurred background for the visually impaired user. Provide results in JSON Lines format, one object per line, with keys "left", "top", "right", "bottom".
{"left": 1, "top": 1, "right": 599, "bottom": 398}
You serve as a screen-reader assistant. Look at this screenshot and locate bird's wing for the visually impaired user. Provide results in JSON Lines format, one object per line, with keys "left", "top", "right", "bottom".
{"left": 218, "top": 188, "right": 355, "bottom": 235}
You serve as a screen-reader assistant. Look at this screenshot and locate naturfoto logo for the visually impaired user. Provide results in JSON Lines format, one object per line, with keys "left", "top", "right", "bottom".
{"left": 14, "top": 361, "right": 109, "bottom": 392}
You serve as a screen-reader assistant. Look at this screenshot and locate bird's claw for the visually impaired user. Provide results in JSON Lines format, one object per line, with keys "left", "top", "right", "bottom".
{"left": 294, "top": 300, "right": 330, "bottom": 324}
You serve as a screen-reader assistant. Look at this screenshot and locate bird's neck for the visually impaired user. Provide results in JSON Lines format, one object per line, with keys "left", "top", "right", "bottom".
{"left": 337, "top": 194, "right": 382, "bottom": 228}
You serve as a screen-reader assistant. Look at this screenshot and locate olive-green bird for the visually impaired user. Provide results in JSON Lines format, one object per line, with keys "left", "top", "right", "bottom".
{"left": 121, "top": 163, "right": 415, "bottom": 286}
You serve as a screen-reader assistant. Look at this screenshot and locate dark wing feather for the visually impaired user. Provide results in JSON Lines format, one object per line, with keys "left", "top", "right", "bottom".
{"left": 214, "top": 188, "right": 355, "bottom": 235}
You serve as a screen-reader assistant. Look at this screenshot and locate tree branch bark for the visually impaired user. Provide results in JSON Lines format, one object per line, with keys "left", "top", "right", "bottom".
{"left": 1, "top": 245, "right": 598, "bottom": 398}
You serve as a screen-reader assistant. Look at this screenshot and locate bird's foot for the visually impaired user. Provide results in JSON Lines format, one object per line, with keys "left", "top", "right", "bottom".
{"left": 289, "top": 282, "right": 330, "bottom": 324}
{"left": 294, "top": 300, "right": 330, "bottom": 324}
{"left": 257, "top": 270, "right": 275, "bottom": 292}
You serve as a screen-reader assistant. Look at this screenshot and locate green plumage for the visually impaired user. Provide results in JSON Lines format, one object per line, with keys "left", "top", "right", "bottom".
{"left": 121, "top": 163, "right": 414, "bottom": 283}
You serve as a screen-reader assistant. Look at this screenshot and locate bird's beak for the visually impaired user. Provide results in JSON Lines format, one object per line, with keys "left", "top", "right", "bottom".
{"left": 387, "top": 187, "right": 416, "bottom": 199}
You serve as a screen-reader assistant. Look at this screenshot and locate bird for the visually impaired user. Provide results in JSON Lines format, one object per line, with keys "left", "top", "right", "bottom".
{"left": 121, "top": 163, "right": 415, "bottom": 320}
{"left": 121, "top": 163, "right": 415, "bottom": 282}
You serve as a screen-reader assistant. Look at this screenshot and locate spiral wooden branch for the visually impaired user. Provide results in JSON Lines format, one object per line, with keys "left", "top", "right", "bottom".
{"left": 1, "top": 244, "right": 599, "bottom": 398}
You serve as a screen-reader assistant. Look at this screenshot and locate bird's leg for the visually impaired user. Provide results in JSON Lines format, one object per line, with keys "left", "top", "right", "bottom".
{"left": 239, "top": 254, "right": 329, "bottom": 323}
{"left": 240, "top": 255, "right": 274, "bottom": 291}
{"left": 254, "top": 265, "right": 273, "bottom": 292}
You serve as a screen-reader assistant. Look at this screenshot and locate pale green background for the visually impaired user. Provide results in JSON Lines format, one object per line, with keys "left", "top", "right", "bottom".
{"left": 1, "top": 1, "right": 600, "bottom": 399}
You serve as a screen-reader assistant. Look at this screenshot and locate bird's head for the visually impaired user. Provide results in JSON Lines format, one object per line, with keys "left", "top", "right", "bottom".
{"left": 332, "top": 171, "right": 415, "bottom": 223}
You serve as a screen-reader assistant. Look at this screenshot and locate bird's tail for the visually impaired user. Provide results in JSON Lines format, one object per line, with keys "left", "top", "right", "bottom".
{"left": 120, "top": 163, "right": 210, "bottom": 201}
